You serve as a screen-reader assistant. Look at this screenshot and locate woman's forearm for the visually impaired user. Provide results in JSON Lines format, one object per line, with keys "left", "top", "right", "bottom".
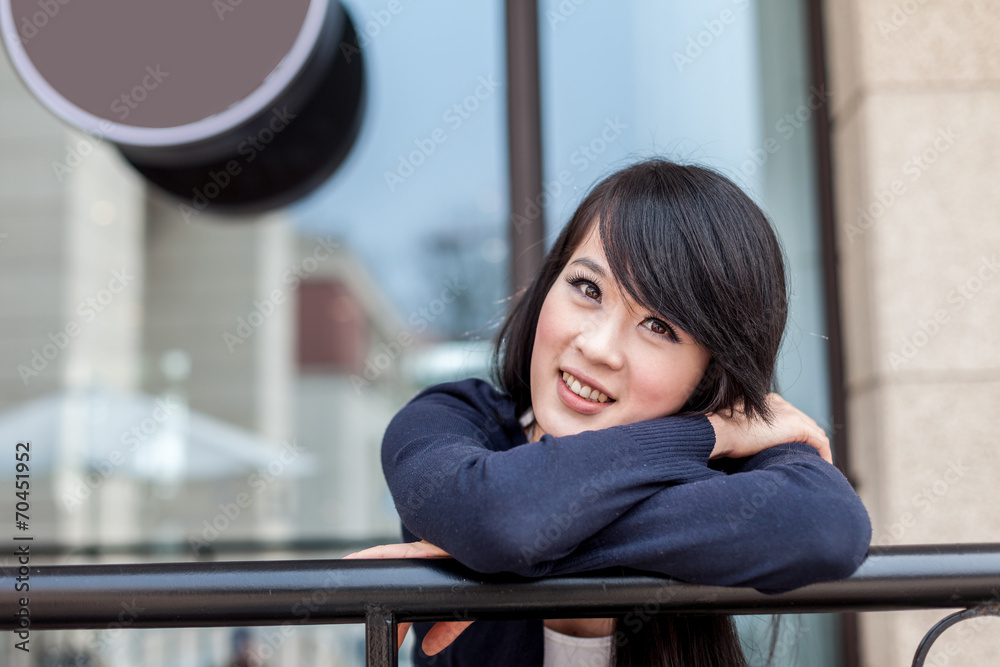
{"left": 524, "top": 442, "right": 872, "bottom": 593}
{"left": 382, "top": 384, "right": 719, "bottom": 573}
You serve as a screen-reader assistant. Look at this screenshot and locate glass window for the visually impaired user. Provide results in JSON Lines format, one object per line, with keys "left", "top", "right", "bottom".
{"left": 0, "top": 0, "right": 843, "bottom": 663}
{"left": 537, "top": 0, "right": 839, "bottom": 664}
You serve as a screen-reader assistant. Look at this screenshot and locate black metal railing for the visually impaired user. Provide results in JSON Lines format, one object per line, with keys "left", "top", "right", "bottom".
{"left": 4, "top": 544, "right": 1000, "bottom": 667}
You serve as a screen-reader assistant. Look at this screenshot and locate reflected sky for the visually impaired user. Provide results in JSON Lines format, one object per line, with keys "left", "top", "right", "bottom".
{"left": 289, "top": 0, "right": 766, "bottom": 327}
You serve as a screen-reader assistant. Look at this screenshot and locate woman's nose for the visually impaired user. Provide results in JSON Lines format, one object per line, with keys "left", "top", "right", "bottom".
{"left": 573, "top": 313, "right": 625, "bottom": 369}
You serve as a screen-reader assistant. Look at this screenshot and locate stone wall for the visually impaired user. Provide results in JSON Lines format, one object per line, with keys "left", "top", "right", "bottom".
{"left": 823, "top": 1, "right": 1000, "bottom": 664}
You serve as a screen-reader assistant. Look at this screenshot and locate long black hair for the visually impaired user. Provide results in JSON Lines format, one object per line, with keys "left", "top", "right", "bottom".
{"left": 490, "top": 158, "right": 789, "bottom": 665}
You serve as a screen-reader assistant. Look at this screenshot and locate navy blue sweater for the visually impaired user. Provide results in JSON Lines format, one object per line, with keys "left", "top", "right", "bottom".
{"left": 381, "top": 378, "right": 872, "bottom": 666}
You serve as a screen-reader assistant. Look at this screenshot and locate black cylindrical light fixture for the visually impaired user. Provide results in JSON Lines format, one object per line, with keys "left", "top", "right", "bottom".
{"left": 1, "top": 0, "right": 365, "bottom": 215}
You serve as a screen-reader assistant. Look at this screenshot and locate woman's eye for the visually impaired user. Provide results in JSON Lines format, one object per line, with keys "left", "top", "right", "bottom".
{"left": 644, "top": 318, "right": 678, "bottom": 341}
{"left": 569, "top": 278, "right": 601, "bottom": 301}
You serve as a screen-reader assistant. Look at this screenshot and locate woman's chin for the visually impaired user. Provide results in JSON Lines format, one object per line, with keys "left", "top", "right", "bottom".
{"left": 536, "top": 410, "right": 619, "bottom": 438}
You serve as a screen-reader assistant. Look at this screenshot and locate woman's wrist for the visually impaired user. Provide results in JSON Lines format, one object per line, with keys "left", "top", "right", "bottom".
{"left": 706, "top": 413, "right": 729, "bottom": 459}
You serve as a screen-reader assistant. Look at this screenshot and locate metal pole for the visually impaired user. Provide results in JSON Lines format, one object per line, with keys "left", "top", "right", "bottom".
{"left": 505, "top": 0, "right": 546, "bottom": 299}
{"left": 4, "top": 546, "right": 1000, "bottom": 630}
{"left": 366, "top": 605, "right": 398, "bottom": 667}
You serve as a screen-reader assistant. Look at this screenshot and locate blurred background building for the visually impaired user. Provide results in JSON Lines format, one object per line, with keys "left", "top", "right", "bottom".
{"left": 0, "top": 0, "right": 997, "bottom": 665}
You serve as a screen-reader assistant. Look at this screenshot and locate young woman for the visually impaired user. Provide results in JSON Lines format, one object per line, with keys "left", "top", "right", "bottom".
{"left": 345, "top": 158, "right": 872, "bottom": 666}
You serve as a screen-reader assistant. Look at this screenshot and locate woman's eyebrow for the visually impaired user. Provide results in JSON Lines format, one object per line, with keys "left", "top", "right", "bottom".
{"left": 569, "top": 257, "right": 608, "bottom": 279}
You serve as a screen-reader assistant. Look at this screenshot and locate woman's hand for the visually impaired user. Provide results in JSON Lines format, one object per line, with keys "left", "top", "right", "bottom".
{"left": 342, "top": 540, "right": 474, "bottom": 655}
{"left": 707, "top": 393, "right": 832, "bottom": 464}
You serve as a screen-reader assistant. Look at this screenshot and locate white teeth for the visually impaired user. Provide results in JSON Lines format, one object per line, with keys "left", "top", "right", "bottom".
{"left": 561, "top": 372, "right": 612, "bottom": 403}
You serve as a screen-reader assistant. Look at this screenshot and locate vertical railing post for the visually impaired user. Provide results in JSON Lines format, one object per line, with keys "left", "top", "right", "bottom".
{"left": 365, "top": 604, "right": 398, "bottom": 667}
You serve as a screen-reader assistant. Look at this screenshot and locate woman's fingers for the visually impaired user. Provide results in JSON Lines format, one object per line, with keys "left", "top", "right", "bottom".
{"left": 341, "top": 540, "right": 456, "bottom": 653}
{"left": 391, "top": 619, "right": 475, "bottom": 656}
{"left": 396, "top": 622, "right": 412, "bottom": 650}
{"left": 801, "top": 428, "right": 832, "bottom": 464}
{"left": 343, "top": 540, "right": 452, "bottom": 560}
{"left": 710, "top": 394, "right": 834, "bottom": 464}
{"left": 340, "top": 542, "right": 466, "bottom": 654}
{"left": 422, "top": 621, "right": 475, "bottom": 655}
{"left": 768, "top": 394, "right": 832, "bottom": 464}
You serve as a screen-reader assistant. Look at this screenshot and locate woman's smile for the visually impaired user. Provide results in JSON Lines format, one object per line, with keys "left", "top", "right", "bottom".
{"left": 555, "top": 368, "right": 615, "bottom": 415}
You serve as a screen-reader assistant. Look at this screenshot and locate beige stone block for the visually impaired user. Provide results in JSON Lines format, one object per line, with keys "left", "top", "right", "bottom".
{"left": 845, "top": 385, "right": 885, "bottom": 536}
{"left": 851, "top": 91, "right": 1000, "bottom": 376}
{"left": 858, "top": 610, "right": 898, "bottom": 667}
{"left": 857, "top": 0, "right": 1000, "bottom": 84}
{"left": 874, "top": 380, "right": 1000, "bottom": 547}
{"left": 857, "top": 377, "right": 1000, "bottom": 665}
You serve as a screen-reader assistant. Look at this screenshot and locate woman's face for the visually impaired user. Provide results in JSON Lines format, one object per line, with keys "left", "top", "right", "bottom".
{"left": 527, "top": 225, "right": 712, "bottom": 440}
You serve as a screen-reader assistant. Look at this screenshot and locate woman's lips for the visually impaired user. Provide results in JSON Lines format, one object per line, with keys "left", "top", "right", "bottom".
{"left": 555, "top": 370, "right": 614, "bottom": 415}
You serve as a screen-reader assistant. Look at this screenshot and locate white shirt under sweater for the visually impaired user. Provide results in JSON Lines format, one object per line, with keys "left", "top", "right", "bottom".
{"left": 542, "top": 626, "right": 613, "bottom": 667}
{"left": 523, "top": 407, "right": 614, "bottom": 666}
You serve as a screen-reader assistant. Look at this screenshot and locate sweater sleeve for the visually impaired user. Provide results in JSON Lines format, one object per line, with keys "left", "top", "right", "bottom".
{"left": 518, "top": 441, "right": 873, "bottom": 594}
{"left": 381, "top": 382, "right": 718, "bottom": 574}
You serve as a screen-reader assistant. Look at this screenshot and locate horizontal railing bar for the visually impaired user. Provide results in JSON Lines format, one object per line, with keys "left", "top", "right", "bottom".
{"left": 2, "top": 544, "right": 999, "bottom": 631}
{"left": 11, "top": 536, "right": 400, "bottom": 557}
